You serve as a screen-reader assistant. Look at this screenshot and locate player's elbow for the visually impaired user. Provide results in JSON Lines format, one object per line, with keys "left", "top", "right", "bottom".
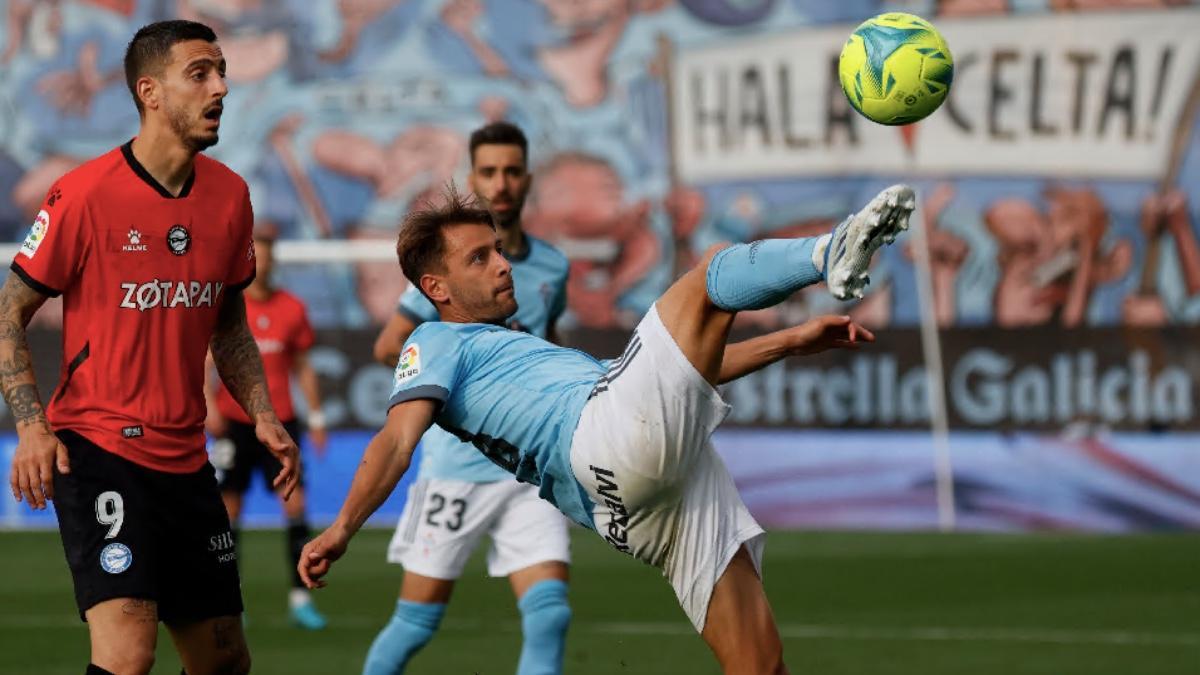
{"left": 372, "top": 336, "right": 399, "bottom": 367}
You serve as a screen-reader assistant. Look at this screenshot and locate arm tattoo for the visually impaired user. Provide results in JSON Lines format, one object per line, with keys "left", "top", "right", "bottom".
{"left": 210, "top": 290, "right": 274, "bottom": 419}
{"left": 0, "top": 273, "right": 49, "bottom": 429}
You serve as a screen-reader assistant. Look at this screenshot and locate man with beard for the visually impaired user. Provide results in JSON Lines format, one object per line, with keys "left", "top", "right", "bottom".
{"left": 1, "top": 20, "right": 299, "bottom": 675}
{"left": 368, "top": 122, "right": 573, "bottom": 675}
{"left": 302, "top": 181, "right": 912, "bottom": 673}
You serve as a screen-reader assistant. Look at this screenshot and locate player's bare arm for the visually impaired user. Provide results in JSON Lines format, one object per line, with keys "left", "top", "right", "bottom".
{"left": 292, "top": 350, "right": 328, "bottom": 453}
{"left": 211, "top": 287, "right": 300, "bottom": 497}
{"left": 299, "top": 398, "right": 435, "bottom": 589}
{"left": 202, "top": 350, "right": 228, "bottom": 439}
{"left": 0, "top": 272, "right": 68, "bottom": 508}
{"left": 372, "top": 310, "right": 418, "bottom": 367}
{"left": 718, "top": 315, "right": 873, "bottom": 385}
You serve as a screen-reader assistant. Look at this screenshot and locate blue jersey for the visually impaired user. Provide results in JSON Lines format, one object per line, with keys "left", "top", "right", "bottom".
{"left": 397, "top": 236, "right": 569, "bottom": 482}
{"left": 389, "top": 323, "right": 604, "bottom": 527}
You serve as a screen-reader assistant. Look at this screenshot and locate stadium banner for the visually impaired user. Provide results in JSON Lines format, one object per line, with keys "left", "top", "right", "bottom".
{"left": 8, "top": 326, "right": 1200, "bottom": 432}
{"left": 670, "top": 10, "right": 1200, "bottom": 181}
{"left": 3, "top": 328, "right": 1197, "bottom": 531}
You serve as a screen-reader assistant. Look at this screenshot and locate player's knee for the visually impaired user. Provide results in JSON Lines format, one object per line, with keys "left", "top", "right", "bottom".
{"left": 211, "top": 645, "right": 251, "bottom": 675}
{"left": 95, "top": 646, "right": 154, "bottom": 675}
{"left": 700, "top": 243, "right": 731, "bottom": 266}
{"left": 518, "top": 579, "right": 571, "bottom": 639}
{"left": 739, "top": 630, "right": 784, "bottom": 675}
{"left": 691, "top": 243, "right": 731, "bottom": 282}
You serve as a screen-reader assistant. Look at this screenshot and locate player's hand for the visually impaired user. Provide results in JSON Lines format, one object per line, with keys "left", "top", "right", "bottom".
{"left": 783, "top": 315, "right": 874, "bottom": 356}
{"left": 298, "top": 526, "right": 350, "bottom": 589}
{"left": 10, "top": 423, "right": 69, "bottom": 509}
{"left": 256, "top": 418, "right": 300, "bottom": 499}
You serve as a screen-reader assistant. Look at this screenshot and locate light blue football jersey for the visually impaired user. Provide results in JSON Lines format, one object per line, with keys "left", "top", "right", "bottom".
{"left": 389, "top": 323, "right": 604, "bottom": 527}
{"left": 397, "top": 236, "right": 569, "bottom": 482}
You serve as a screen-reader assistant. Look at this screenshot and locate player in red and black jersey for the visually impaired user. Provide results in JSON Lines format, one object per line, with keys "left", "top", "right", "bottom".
{"left": 0, "top": 20, "right": 298, "bottom": 675}
{"left": 205, "top": 230, "right": 330, "bottom": 630}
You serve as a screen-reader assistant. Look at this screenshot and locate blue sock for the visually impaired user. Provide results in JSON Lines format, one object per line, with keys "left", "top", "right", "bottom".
{"left": 362, "top": 600, "right": 446, "bottom": 675}
{"left": 705, "top": 237, "right": 825, "bottom": 311}
{"left": 516, "top": 580, "right": 571, "bottom": 675}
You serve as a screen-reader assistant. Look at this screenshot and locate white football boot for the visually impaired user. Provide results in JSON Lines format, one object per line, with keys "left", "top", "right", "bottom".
{"left": 824, "top": 184, "right": 915, "bottom": 300}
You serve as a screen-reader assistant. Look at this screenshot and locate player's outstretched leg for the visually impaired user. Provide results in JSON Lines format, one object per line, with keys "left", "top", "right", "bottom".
{"left": 701, "top": 547, "right": 786, "bottom": 675}
{"left": 655, "top": 184, "right": 915, "bottom": 383}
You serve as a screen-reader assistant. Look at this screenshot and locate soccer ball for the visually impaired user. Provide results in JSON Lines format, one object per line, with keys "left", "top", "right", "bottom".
{"left": 838, "top": 12, "right": 954, "bottom": 126}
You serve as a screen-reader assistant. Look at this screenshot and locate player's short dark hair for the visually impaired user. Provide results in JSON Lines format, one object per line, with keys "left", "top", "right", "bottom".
{"left": 469, "top": 122, "right": 528, "bottom": 166}
{"left": 396, "top": 185, "right": 495, "bottom": 293}
{"left": 124, "top": 20, "right": 218, "bottom": 114}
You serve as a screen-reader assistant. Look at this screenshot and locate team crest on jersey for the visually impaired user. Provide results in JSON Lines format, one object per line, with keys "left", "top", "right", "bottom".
{"left": 395, "top": 344, "right": 421, "bottom": 385}
{"left": 100, "top": 542, "right": 132, "bottom": 574}
{"left": 19, "top": 210, "right": 50, "bottom": 259}
{"left": 123, "top": 228, "right": 148, "bottom": 253}
{"left": 167, "top": 225, "right": 190, "bottom": 255}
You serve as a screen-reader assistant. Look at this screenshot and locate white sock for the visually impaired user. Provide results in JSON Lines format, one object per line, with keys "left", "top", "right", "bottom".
{"left": 289, "top": 588, "right": 312, "bottom": 610}
{"left": 812, "top": 233, "right": 832, "bottom": 274}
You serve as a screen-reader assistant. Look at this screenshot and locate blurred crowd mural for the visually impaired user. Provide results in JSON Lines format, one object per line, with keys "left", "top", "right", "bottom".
{"left": 3, "top": 0, "right": 1200, "bottom": 531}
{"left": 3, "top": 0, "right": 1199, "bottom": 331}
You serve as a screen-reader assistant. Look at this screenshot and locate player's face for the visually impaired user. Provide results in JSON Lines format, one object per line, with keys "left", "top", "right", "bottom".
{"left": 439, "top": 223, "right": 517, "bottom": 323}
{"left": 159, "top": 40, "right": 228, "bottom": 151}
{"left": 469, "top": 144, "right": 531, "bottom": 229}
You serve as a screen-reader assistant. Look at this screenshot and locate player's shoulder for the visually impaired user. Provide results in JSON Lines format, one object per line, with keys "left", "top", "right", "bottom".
{"left": 194, "top": 153, "right": 249, "bottom": 194}
{"left": 412, "top": 320, "right": 470, "bottom": 339}
{"left": 410, "top": 321, "right": 499, "bottom": 347}
{"left": 526, "top": 236, "right": 569, "bottom": 274}
{"left": 49, "top": 147, "right": 128, "bottom": 202}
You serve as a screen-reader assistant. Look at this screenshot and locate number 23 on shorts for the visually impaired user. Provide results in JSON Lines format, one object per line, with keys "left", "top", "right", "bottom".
{"left": 425, "top": 493, "right": 467, "bottom": 531}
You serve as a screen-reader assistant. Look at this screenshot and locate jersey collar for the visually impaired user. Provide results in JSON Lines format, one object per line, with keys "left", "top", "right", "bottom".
{"left": 121, "top": 140, "right": 196, "bottom": 199}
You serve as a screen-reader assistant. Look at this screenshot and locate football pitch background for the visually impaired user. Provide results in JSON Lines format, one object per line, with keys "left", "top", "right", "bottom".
{"left": 1, "top": 529, "right": 1197, "bottom": 674}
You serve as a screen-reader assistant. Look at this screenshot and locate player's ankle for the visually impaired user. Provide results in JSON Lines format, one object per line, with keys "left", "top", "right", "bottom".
{"left": 814, "top": 233, "right": 833, "bottom": 277}
{"left": 288, "top": 587, "right": 312, "bottom": 609}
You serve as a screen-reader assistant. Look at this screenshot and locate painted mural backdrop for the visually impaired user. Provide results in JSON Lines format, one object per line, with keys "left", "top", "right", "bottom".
{"left": 2, "top": 0, "right": 1200, "bottom": 531}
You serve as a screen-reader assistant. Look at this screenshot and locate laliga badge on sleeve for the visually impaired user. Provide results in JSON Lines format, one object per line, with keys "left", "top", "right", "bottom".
{"left": 19, "top": 210, "right": 50, "bottom": 259}
{"left": 395, "top": 343, "right": 422, "bottom": 385}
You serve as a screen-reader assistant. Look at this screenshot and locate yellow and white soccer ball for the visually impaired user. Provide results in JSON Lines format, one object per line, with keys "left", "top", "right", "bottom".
{"left": 838, "top": 12, "right": 953, "bottom": 126}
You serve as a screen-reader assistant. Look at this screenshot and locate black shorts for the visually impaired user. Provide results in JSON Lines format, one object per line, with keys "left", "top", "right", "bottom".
{"left": 52, "top": 430, "right": 243, "bottom": 623}
{"left": 212, "top": 419, "right": 303, "bottom": 493}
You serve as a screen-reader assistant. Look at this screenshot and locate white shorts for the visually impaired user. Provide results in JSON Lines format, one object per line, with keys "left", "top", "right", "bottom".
{"left": 570, "top": 305, "right": 766, "bottom": 633}
{"left": 386, "top": 478, "right": 571, "bottom": 579}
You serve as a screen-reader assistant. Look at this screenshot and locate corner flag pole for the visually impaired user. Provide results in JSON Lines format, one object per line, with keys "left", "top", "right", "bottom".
{"left": 909, "top": 195, "right": 957, "bottom": 532}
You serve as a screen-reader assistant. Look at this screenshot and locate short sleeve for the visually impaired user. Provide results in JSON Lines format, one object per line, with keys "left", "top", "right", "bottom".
{"left": 397, "top": 284, "right": 438, "bottom": 325}
{"left": 291, "top": 300, "right": 315, "bottom": 352}
{"left": 388, "top": 325, "right": 463, "bottom": 410}
{"left": 228, "top": 186, "right": 256, "bottom": 290}
{"left": 10, "top": 180, "right": 89, "bottom": 297}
